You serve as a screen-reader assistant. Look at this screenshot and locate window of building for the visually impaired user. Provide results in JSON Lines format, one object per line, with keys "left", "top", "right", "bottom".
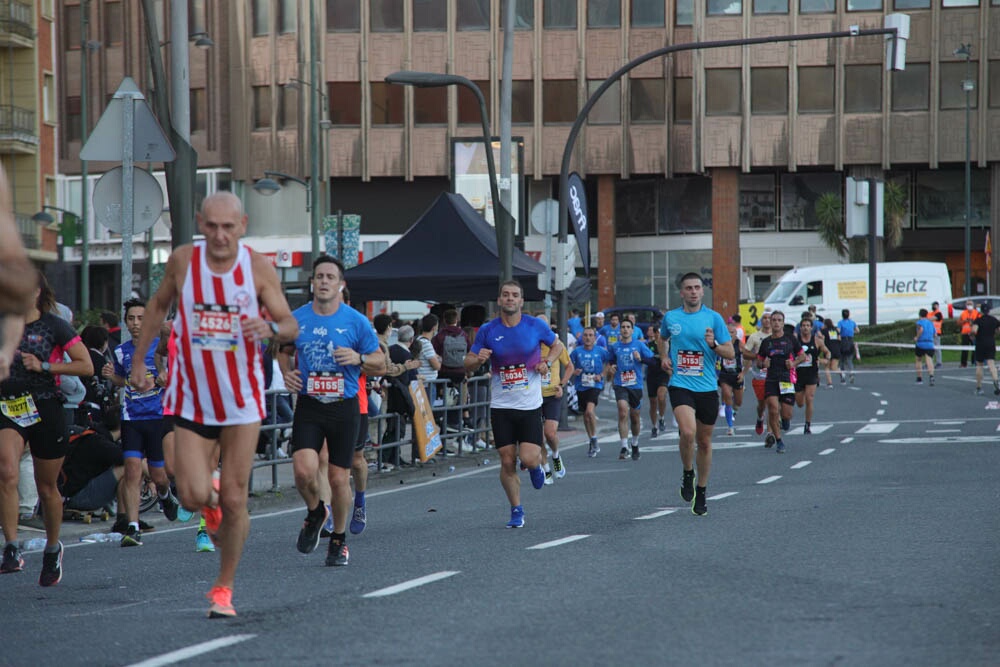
{"left": 543, "top": 80, "right": 577, "bottom": 123}
{"left": 279, "top": 85, "right": 298, "bottom": 129}
{"left": 64, "top": 4, "right": 81, "bottom": 48}
{"left": 676, "top": 0, "right": 694, "bottom": 24}
{"left": 328, "top": 82, "right": 362, "bottom": 124}
{"left": 371, "top": 82, "right": 404, "bottom": 125}
{"left": 891, "top": 63, "right": 929, "bottom": 111}
{"left": 414, "top": 0, "right": 446, "bottom": 30}
{"left": 457, "top": 81, "right": 490, "bottom": 124}
{"left": 915, "top": 169, "right": 989, "bottom": 228}
{"left": 543, "top": 0, "right": 577, "bottom": 28}
{"left": 587, "top": 80, "right": 621, "bottom": 124}
{"left": 844, "top": 65, "right": 881, "bottom": 112}
{"left": 511, "top": 80, "right": 534, "bottom": 123}
{"left": 674, "top": 77, "right": 692, "bottom": 122}
{"left": 499, "top": 0, "right": 535, "bottom": 29}
{"left": 414, "top": 87, "right": 448, "bottom": 124}
{"left": 780, "top": 172, "right": 840, "bottom": 230}
{"left": 894, "top": 0, "right": 929, "bottom": 8}
{"left": 940, "top": 62, "right": 978, "bottom": 109}
{"left": 800, "top": 0, "right": 835, "bottom": 11}
{"left": 253, "top": 86, "right": 272, "bottom": 129}
{"left": 371, "top": 0, "right": 404, "bottom": 31}
{"left": 327, "top": 0, "right": 361, "bottom": 30}
{"left": 660, "top": 177, "right": 712, "bottom": 232}
{"left": 191, "top": 88, "right": 207, "bottom": 132}
{"left": 65, "top": 96, "right": 82, "bottom": 142}
{"left": 739, "top": 174, "right": 777, "bottom": 231}
{"left": 706, "top": 69, "right": 741, "bottom": 115}
{"left": 43, "top": 74, "right": 56, "bottom": 124}
{"left": 708, "top": 0, "right": 742, "bottom": 14}
{"left": 942, "top": 0, "right": 978, "bottom": 6}
{"left": 754, "top": 0, "right": 788, "bottom": 13}
{"left": 252, "top": 0, "right": 269, "bottom": 35}
{"left": 751, "top": 68, "right": 787, "bottom": 114}
{"left": 631, "top": 0, "right": 664, "bottom": 26}
{"left": 990, "top": 62, "right": 1000, "bottom": 108}
{"left": 631, "top": 79, "right": 665, "bottom": 122}
{"left": 798, "top": 66, "right": 834, "bottom": 113}
{"left": 457, "top": 0, "right": 490, "bottom": 30}
{"left": 847, "top": 0, "right": 881, "bottom": 9}
{"left": 278, "top": 0, "right": 297, "bottom": 33}
{"left": 104, "top": 1, "right": 123, "bottom": 45}
{"left": 588, "top": 0, "right": 620, "bottom": 27}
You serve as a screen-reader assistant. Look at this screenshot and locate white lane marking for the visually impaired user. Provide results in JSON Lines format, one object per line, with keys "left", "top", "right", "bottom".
{"left": 126, "top": 635, "right": 257, "bottom": 667}
{"left": 879, "top": 436, "right": 997, "bottom": 445}
{"left": 757, "top": 476, "right": 782, "bottom": 484}
{"left": 876, "top": 409, "right": 885, "bottom": 416}
{"left": 634, "top": 509, "right": 678, "bottom": 520}
{"left": 996, "top": 422, "right": 1000, "bottom": 431}
{"left": 840, "top": 437, "right": 854, "bottom": 444}
{"left": 849, "top": 386, "right": 861, "bottom": 391}
{"left": 868, "top": 418, "right": 878, "bottom": 422}
{"left": 527, "top": 535, "right": 590, "bottom": 550}
{"left": 935, "top": 421, "right": 964, "bottom": 425}
{"left": 871, "top": 392, "right": 882, "bottom": 397}
{"left": 708, "top": 492, "right": 739, "bottom": 500}
{"left": 790, "top": 461, "right": 812, "bottom": 469}
{"left": 362, "top": 571, "right": 460, "bottom": 598}
{"left": 784, "top": 423, "right": 833, "bottom": 435}
{"left": 926, "top": 429, "right": 961, "bottom": 433}
{"left": 819, "top": 448, "right": 835, "bottom": 455}
{"left": 856, "top": 423, "right": 899, "bottom": 434}
{"left": 880, "top": 400, "right": 888, "bottom": 405}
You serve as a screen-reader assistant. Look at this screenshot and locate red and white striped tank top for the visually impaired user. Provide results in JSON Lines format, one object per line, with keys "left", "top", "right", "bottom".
{"left": 164, "top": 240, "right": 266, "bottom": 425}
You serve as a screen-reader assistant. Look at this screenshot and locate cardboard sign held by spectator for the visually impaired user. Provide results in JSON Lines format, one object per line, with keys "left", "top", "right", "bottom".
{"left": 409, "top": 379, "right": 442, "bottom": 461}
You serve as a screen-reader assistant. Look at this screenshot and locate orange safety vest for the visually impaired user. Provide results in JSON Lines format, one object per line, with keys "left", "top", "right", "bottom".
{"left": 930, "top": 308, "right": 943, "bottom": 335}
{"left": 959, "top": 309, "right": 981, "bottom": 336}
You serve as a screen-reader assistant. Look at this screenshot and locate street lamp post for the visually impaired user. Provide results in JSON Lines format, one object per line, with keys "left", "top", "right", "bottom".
{"left": 253, "top": 170, "right": 311, "bottom": 210}
{"left": 384, "top": 71, "right": 514, "bottom": 285}
{"left": 955, "top": 44, "right": 973, "bottom": 297}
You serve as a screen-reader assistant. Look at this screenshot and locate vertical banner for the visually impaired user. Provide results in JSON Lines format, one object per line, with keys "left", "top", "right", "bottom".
{"left": 323, "top": 214, "right": 339, "bottom": 259}
{"left": 566, "top": 172, "right": 590, "bottom": 276}
{"left": 409, "top": 379, "right": 442, "bottom": 461}
{"left": 323, "top": 213, "right": 361, "bottom": 268}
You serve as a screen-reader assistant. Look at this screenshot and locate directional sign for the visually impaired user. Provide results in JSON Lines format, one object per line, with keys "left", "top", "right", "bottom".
{"left": 81, "top": 77, "right": 176, "bottom": 162}
{"left": 92, "top": 167, "right": 163, "bottom": 235}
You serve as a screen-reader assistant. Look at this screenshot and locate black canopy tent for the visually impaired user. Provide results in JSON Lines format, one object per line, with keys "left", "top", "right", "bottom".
{"left": 343, "top": 192, "right": 546, "bottom": 303}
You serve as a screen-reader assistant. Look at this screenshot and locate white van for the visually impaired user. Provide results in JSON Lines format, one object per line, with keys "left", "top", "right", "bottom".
{"left": 762, "top": 262, "right": 952, "bottom": 325}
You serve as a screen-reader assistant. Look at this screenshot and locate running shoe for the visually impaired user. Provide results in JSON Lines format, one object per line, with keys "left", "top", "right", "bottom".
{"left": 544, "top": 470, "right": 553, "bottom": 486}
{"left": 780, "top": 418, "right": 790, "bottom": 432}
{"left": 176, "top": 506, "right": 195, "bottom": 522}
{"left": 755, "top": 419, "right": 764, "bottom": 436}
{"left": 325, "top": 540, "right": 350, "bottom": 566}
{"left": 161, "top": 492, "right": 180, "bottom": 521}
{"left": 618, "top": 447, "right": 628, "bottom": 461}
{"left": 803, "top": 423, "right": 812, "bottom": 435}
{"left": 840, "top": 374, "right": 846, "bottom": 384}
{"left": 776, "top": 439, "right": 786, "bottom": 454}
{"left": 680, "top": 470, "right": 695, "bottom": 503}
{"left": 826, "top": 383, "right": 833, "bottom": 389}
{"left": 505, "top": 505, "right": 525, "bottom": 529}
{"left": 138, "top": 519, "right": 156, "bottom": 532}
{"left": 630, "top": 444, "right": 640, "bottom": 461}
{"left": 929, "top": 376, "right": 935, "bottom": 387}
{"left": 976, "top": 387, "right": 985, "bottom": 396}
{"left": 726, "top": 427, "right": 735, "bottom": 436}
{"left": 916, "top": 377, "right": 923, "bottom": 384}
{"left": 850, "top": 374, "right": 855, "bottom": 384}
{"left": 994, "top": 381, "right": 999, "bottom": 395}
{"left": 1, "top": 543, "right": 24, "bottom": 573}
{"left": 38, "top": 541, "right": 63, "bottom": 587}
{"left": 321, "top": 503, "right": 334, "bottom": 538}
{"left": 587, "top": 440, "right": 599, "bottom": 458}
{"left": 206, "top": 585, "right": 236, "bottom": 618}
{"left": 202, "top": 474, "right": 223, "bottom": 544}
{"left": 195, "top": 530, "right": 215, "bottom": 553}
{"left": 651, "top": 426, "right": 659, "bottom": 438}
{"left": 120, "top": 526, "right": 143, "bottom": 547}
{"left": 657, "top": 418, "right": 665, "bottom": 432}
{"left": 764, "top": 433, "right": 776, "bottom": 448}
{"left": 692, "top": 490, "right": 707, "bottom": 517}
{"left": 529, "top": 465, "right": 546, "bottom": 490}
{"left": 552, "top": 456, "right": 566, "bottom": 479}
{"left": 350, "top": 505, "right": 367, "bottom": 535}
{"left": 296, "top": 504, "right": 329, "bottom": 554}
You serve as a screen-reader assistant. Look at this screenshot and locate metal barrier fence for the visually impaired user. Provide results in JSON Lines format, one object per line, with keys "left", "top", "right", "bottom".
{"left": 250, "top": 376, "right": 493, "bottom": 493}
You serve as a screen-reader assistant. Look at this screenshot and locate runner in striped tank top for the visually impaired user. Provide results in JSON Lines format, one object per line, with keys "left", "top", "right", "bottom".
{"left": 129, "top": 192, "right": 297, "bottom": 619}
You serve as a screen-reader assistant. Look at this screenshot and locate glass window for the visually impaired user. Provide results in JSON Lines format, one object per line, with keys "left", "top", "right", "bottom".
{"left": 64, "top": 4, "right": 81, "bottom": 49}
{"left": 511, "top": 80, "right": 534, "bottom": 124}
{"left": 615, "top": 251, "right": 654, "bottom": 304}
{"left": 65, "top": 96, "right": 82, "bottom": 142}
{"left": 915, "top": 169, "right": 989, "bottom": 228}
{"left": 660, "top": 177, "right": 712, "bottom": 233}
{"left": 543, "top": 80, "right": 578, "bottom": 123}
{"left": 894, "top": 0, "right": 929, "bottom": 7}
{"left": 371, "top": 0, "right": 404, "bottom": 31}
{"left": 43, "top": 74, "right": 56, "bottom": 123}
{"left": 253, "top": 86, "right": 271, "bottom": 129}
{"left": 414, "top": 0, "right": 446, "bottom": 30}
{"left": 847, "top": 0, "right": 881, "bottom": 9}
{"left": 191, "top": 88, "right": 207, "bottom": 132}
{"left": 706, "top": 69, "right": 741, "bottom": 116}
{"left": 798, "top": 66, "right": 834, "bottom": 113}
{"left": 676, "top": 0, "right": 694, "bottom": 24}
{"left": 844, "top": 65, "right": 881, "bottom": 112}
{"left": 739, "top": 174, "right": 777, "bottom": 231}
{"left": 780, "top": 172, "right": 840, "bottom": 230}
{"left": 414, "top": 87, "right": 447, "bottom": 125}
{"left": 278, "top": 0, "right": 297, "bottom": 33}
{"left": 371, "top": 82, "right": 404, "bottom": 125}
{"left": 252, "top": 0, "right": 269, "bottom": 35}
{"left": 457, "top": 81, "right": 491, "bottom": 124}
{"left": 674, "top": 77, "right": 692, "bottom": 122}
{"left": 754, "top": 0, "right": 788, "bottom": 13}
{"left": 631, "top": 79, "right": 665, "bottom": 123}
{"left": 328, "top": 82, "right": 362, "bottom": 125}
{"left": 800, "top": 0, "right": 835, "bottom": 11}
{"left": 708, "top": 0, "right": 743, "bottom": 14}
{"left": 943, "top": 0, "right": 978, "bottom": 5}
{"left": 279, "top": 86, "right": 298, "bottom": 129}
{"left": 990, "top": 62, "right": 1000, "bottom": 108}
{"left": 457, "top": 0, "right": 490, "bottom": 29}
{"left": 327, "top": 0, "right": 361, "bottom": 30}
{"left": 499, "top": 0, "right": 535, "bottom": 29}
{"left": 631, "top": 0, "right": 664, "bottom": 26}
{"left": 891, "top": 64, "right": 929, "bottom": 111}
{"left": 588, "top": 0, "right": 620, "bottom": 27}
{"left": 940, "top": 62, "right": 978, "bottom": 110}
{"left": 544, "top": 0, "right": 577, "bottom": 28}
{"left": 104, "top": 1, "right": 123, "bottom": 45}
{"left": 587, "top": 80, "right": 621, "bottom": 124}
{"left": 751, "top": 68, "right": 787, "bottom": 114}
{"left": 616, "top": 181, "right": 658, "bottom": 235}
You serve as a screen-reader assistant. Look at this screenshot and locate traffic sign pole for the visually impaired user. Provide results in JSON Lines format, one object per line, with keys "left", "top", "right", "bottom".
{"left": 122, "top": 93, "right": 135, "bottom": 341}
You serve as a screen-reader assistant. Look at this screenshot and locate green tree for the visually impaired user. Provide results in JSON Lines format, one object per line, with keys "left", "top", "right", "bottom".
{"left": 814, "top": 181, "right": 908, "bottom": 262}
{"left": 815, "top": 193, "right": 847, "bottom": 258}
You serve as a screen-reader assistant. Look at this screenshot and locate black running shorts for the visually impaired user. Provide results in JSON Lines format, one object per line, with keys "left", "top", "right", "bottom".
{"left": 354, "top": 412, "right": 369, "bottom": 451}
{"left": 121, "top": 418, "right": 165, "bottom": 464}
{"left": 613, "top": 385, "right": 643, "bottom": 410}
{"left": 667, "top": 387, "right": 719, "bottom": 426}
{"left": 541, "top": 394, "right": 562, "bottom": 422}
{"left": 0, "top": 396, "right": 68, "bottom": 460}
{"left": 576, "top": 388, "right": 601, "bottom": 408}
{"left": 764, "top": 380, "right": 796, "bottom": 405}
{"left": 490, "top": 407, "right": 543, "bottom": 449}
{"left": 291, "top": 395, "right": 361, "bottom": 469}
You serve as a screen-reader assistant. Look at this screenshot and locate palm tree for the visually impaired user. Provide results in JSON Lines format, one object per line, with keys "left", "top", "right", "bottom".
{"left": 814, "top": 181, "right": 908, "bottom": 261}
{"left": 882, "top": 180, "right": 907, "bottom": 250}
{"left": 815, "top": 193, "right": 848, "bottom": 258}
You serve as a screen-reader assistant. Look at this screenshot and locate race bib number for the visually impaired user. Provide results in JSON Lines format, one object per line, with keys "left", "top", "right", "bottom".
{"left": 0, "top": 394, "right": 41, "bottom": 428}
{"left": 676, "top": 350, "right": 704, "bottom": 377}
{"left": 192, "top": 304, "right": 240, "bottom": 352}
{"left": 541, "top": 370, "right": 552, "bottom": 385}
{"left": 620, "top": 369, "right": 637, "bottom": 386}
{"left": 799, "top": 353, "right": 813, "bottom": 368}
{"left": 779, "top": 381, "right": 795, "bottom": 395}
{"left": 581, "top": 373, "right": 599, "bottom": 388}
{"left": 307, "top": 372, "right": 345, "bottom": 399}
{"left": 722, "top": 357, "right": 737, "bottom": 371}
{"left": 499, "top": 364, "right": 529, "bottom": 392}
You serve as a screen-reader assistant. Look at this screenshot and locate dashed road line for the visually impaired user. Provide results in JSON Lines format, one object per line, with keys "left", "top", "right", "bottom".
{"left": 708, "top": 492, "right": 739, "bottom": 501}
{"left": 876, "top": 409, "right": 886, "bottom": 416}
{"left": 880, "top": 400, "right": 889, "bottom": 405}
{"left": 527, "top": 535, "right": 590, "bottom": 550}
{"left": 840, "top": 437, "right": 854, "bottom": 444}
{"left": 634, "top": 509, "right": 678, "bottom": 521}
{"left": 126, "top": 635, "right": 257, "bottom": 667}
{"left": 757, "top": 476, "right": 782, "bottom": 485}
{"left": 790, "top": 461, "right": 812, "bottom": 469}
{"left": 362, "top": 571, "right": 460, "bottom": 598}
{"left": 856, "top": 423, "right": 899, "bottom": 434}
{"left": 926, "top": 429, "right": 961, "bottom": 433}
{"left": 819, "top": 448, "right": 835, "bottom": 455}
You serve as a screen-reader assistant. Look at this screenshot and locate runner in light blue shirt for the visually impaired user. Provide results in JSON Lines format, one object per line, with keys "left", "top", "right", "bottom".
{"left": 608, "top": 320, "right": 654, "bottom": 460}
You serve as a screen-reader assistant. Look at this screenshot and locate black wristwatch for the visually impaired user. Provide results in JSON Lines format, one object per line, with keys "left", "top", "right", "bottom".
{"left": 359, "top": 353, "right": 367, "bottom": 366}
{"left": 709, "top": 341, "right": 717, "bottom": 350}
{"left": 268, "top": 321, "right": 280, "bottom": 337}
{"left": 41, "top": 361, "right": 51, "bottom": 373}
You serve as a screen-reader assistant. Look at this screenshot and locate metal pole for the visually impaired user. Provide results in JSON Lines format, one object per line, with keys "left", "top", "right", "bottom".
{"left": 121, "top": 96, "right": 136, "bottom": 342}
{"left": 170, "top": 0, "right": 190, "bottom": 142}
{"left": 309, "top": 0, "right": 321, "bottom": 263}
{"left": 964, "top": 51, "right": 972, "bottom": 298}
{"left": 80, "top": 0, "right": 90, "bottom": 312}
{"left": 868, "top": 178, "right": 878, "bottom": 327}
{"left": 470, "top": 84, "right": 505, "bottom": 286}
{"left": 499, "top": 0, "right": 514, "bottom": 284}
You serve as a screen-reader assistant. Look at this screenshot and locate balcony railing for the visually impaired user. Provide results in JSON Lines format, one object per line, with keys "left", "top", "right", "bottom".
{"left": 0, "top": 105, "right": 38, "bottom": 149}
{"left": 16, "top": 212, "right": 38, "bottom": 249}
{"left": 0, "top": 0, "right": 33, "bottom": 44}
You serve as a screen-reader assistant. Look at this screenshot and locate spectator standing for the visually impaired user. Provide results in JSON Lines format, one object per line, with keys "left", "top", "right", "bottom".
{"left": 101, "top": 311, "right": 122, "bottom": 351}
{"left": 958, "top": 300, "right": 980, "bottom": 368}
{"left": 413, "top": 314, "right": 441, "bottom": 400}
{"left": 432, "top": 309, "right": 471, "bottom": 429}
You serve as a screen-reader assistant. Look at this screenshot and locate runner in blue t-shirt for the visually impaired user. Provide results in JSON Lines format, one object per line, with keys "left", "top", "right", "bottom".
{"left": 609, "top": 320, "right": 654, "bottom": 460}
{"left": 465, "top": 280, "right": 564, "bottom": 529}
{"left": 837, "top": 309, "right": 860, "bottom": 384}
{"left": 659, "top": 273, "right": 734, "bottom": 516}
{"left": 570, "top": 327, "right": 612, "bottom": 457}
{"left": 914, "top": 308, "right": 936, "bottom": 386}
{"left": 278, "top": 256, "right": 383, "bottom": 566}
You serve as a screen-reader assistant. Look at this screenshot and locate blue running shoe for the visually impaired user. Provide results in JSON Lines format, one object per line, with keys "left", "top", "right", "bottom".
{"left": 176, "top": 506, "right": 195, "bottom": 522}
{"left": 505, "top": 505, "right": 525, "bottom": 528}
{"left": 349, "top": 505, "right": 367, "bottom": 535}
{"left": 529, "top": 466, "right": 545, "bottom": 490}
{"left": 776, "top": 439, "right": 786, "bottom": 454}
{"left": 195, "top": 530, "right": 215, "bottom": 553}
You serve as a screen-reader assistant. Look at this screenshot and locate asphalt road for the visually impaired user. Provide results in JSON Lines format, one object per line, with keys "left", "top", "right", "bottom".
{"left": 3, "top": 365, "right": 999, "bottom": 666}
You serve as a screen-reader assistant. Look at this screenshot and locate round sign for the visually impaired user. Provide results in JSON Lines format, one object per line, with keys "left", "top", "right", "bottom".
{"left": 530, "top": 199, "right": 559, "bottom": 236}
{"left": 92, "top": 166, "right": 165, "bottom": 236}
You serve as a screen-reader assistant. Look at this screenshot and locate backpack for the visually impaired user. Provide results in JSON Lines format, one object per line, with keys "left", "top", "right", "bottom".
{"left": 441, "top": 332, "right": 468, "bottom": 368}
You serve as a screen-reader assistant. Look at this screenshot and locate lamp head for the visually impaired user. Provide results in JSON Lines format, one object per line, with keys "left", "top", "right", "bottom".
{"left": 32, "top": 211, "right": 55, "bottom": 224}
{"left": 252, "top": 178, "right": 282, "bottom": 197}
{"left": 953, "top": 44, "right": 972, "bottom": 58}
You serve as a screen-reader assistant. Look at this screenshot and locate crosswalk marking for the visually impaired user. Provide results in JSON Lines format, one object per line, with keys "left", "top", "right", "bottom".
{"left": 785, "top": 423, "right": 833, "bottom": 435}
{"left": 856, "top": 422, "right": 899, "bottom": 434}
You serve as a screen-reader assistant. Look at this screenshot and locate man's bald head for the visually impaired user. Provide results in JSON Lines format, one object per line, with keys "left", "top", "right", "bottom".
{"left": 201, "top": 191, "right": 244, "bottom": 217}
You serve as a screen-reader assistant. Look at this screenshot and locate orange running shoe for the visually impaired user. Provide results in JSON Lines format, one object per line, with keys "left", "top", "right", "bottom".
{"left": 201, "top": 472, "right": 222, "bottom": 544}
{"left": 206, "top": 585, "right": 236, "bottom": 618}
